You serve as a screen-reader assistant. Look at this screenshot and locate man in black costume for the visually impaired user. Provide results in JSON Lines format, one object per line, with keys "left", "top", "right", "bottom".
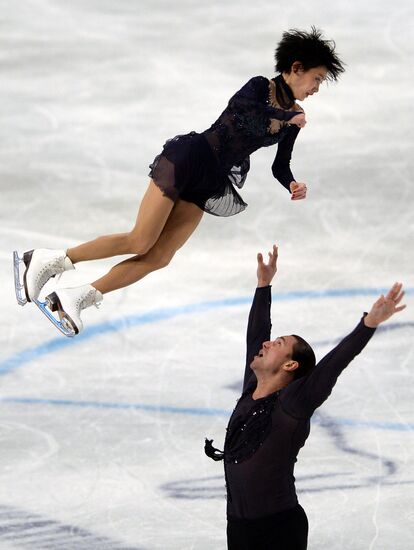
{"left": 206, "top": 245, "right": 406, "bottom": 550}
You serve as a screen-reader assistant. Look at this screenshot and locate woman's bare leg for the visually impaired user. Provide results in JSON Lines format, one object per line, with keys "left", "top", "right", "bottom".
{"left": 92, "top": 199, "right": 203, "bottom": 294}
{"left": 67, "top": 181, "right": 174, "bottom": 263}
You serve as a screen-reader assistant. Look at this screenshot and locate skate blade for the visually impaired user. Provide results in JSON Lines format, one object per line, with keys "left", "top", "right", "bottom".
{"left": 13, "top": 251, "right": 28, "bottom": 306}
{"left": 33, "top": 296, "right": 77, "bottom": 338}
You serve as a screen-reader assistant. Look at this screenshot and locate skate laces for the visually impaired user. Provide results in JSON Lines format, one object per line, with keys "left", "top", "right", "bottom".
{"left": 76, "top": 288, "right": 102, "bottom": 312}
{"left": 54, "top": 256, "right": 75, "bottom": 285}
{"left": 35, "top": 256, "right": 66, "bottom": 290}
{"left": 92, "top": 294, "right": 102, "bottom": 310}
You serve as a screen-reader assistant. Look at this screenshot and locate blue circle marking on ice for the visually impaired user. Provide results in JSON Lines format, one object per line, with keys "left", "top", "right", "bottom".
{"left": 1, "top": 286, "right": 413, "bottom": 376}
{"left": 0, "top": 396, "right": 414, "bottom": 432}
{"left": 1, "top": 286, "right": 413, "bottom": 432}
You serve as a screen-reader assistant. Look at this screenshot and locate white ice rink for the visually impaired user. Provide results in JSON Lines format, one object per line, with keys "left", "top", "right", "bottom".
{"left": 1, "top": 0, "right": 414, "bottom": 548}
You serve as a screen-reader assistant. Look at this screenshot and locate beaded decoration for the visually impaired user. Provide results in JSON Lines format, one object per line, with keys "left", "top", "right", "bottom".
{"left": 205, "top": 391, "right": 280, "bottom": 465}
{"left": 268, "top": 78, "right": 304, "bottom": 135}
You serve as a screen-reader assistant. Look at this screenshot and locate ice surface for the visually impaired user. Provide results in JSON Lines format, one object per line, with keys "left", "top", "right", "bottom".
{"left": 1, "top": 0, "right": 413, "bottom": 548}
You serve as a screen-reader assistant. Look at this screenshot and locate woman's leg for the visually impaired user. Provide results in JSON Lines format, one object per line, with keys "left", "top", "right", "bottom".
{"left": 92, "top": 199, "right": 204, "bottom": 294}
{"left": 67, "top": 181, "right": 175, "bottom": 263}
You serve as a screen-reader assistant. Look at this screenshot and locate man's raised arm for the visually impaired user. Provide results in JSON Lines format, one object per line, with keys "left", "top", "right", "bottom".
{"left": 283, "top": 283, "right": 407, "bottom": 418}
{"left": 243, "top": 245, "right": 278, "bottom": 391}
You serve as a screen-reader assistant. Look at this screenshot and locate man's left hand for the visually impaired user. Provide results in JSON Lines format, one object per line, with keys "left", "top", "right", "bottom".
{"left": 364, "top": 283, "right": 406, "bottom": 328}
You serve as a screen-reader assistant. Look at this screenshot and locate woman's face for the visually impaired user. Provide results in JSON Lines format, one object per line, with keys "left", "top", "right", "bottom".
{"left": 283, "top": 63, "right": 328, "bottom": 101}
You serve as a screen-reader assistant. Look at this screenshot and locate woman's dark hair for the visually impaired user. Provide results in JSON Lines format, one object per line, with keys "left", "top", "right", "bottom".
{"left": 275, "top": 27, "right": 345, "bottom": 81}
{"left": 291, "top": 335, "right": 316, "bottom": 380}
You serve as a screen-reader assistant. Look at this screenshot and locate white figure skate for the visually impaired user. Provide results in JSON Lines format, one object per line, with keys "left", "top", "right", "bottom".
{"left": 13, "top": 248, "right": 74, "bottom": 305}
{"left": 38, "top": 284, "right": 103, "bottom": 337}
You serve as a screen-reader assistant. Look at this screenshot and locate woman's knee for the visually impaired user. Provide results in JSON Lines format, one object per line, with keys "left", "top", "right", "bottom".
{"left": 126, "top": 231, "right": 156, "bottom": 255}
{"left": 146, "top": 247, "right": 175, "bottom": 270}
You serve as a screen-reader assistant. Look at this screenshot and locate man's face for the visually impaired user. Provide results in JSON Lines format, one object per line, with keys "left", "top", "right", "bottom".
{"left": 251, "top": 335, "right": 297, "bottom": 374}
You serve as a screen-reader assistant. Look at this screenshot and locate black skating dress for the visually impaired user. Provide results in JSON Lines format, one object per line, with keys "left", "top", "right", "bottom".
{"left": 149, "top": 75, "right": 304, "bottom": 217}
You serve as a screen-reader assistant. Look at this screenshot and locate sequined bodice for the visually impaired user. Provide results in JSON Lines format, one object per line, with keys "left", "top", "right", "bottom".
{"left": 202, "top": 75, "right": 303, "bottom": 172}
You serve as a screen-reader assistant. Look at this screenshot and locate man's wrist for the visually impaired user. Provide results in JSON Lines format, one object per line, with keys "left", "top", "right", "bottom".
{"left": 363, "top": 313, "right": 379, "bottom": 328}
{"left": 257, "top": 281, "right": 271, "bottom": 288}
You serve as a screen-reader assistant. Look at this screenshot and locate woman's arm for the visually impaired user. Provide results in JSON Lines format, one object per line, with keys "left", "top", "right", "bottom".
{"left": 271, "top": 125, "right": 300, "bottom": 190}
{"left": 272, "top": 126, "right": 308, "bottom": 200}
{"left": 228, "top": 77, "right": 304, "bottom": 126}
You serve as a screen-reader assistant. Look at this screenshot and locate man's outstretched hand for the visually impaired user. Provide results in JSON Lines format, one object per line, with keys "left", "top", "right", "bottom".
{"left": 364, "top": 283, "right": 406, "bottom": 328}
{"left": 257, "top": 244, "right": 278, "bottom": 288}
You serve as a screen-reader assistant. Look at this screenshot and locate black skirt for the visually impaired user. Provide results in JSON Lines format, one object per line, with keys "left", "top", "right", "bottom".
{"left": 149, "top": 132, "right": 247, "bottom": 217}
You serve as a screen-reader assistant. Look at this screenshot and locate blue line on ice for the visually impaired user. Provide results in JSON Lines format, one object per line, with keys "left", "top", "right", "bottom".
{"left": 1, "top": 286, "right": 413, "bottom": 376}
{"left": 1, "top": 396, "right": 413, "bottom": 432}
{"left": 1, "top": 287, "right": 413, "bottom": 433}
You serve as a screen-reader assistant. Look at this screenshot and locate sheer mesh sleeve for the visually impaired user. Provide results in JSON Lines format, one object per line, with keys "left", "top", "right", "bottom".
{"left": 228, "top": 76, "right": 300, "bottom": 137}
{"left": 202, "top": 76, "right": 302, "bottom": 197}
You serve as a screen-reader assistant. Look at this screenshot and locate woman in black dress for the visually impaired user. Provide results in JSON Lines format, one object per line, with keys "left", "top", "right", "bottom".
{"left": 16, "top": 27, "right": 345, "bottom": 335}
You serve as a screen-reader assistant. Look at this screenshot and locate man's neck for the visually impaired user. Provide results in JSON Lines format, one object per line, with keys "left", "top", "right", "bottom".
{"left": 252, "top": 374, "right": 292, "bottom": 400}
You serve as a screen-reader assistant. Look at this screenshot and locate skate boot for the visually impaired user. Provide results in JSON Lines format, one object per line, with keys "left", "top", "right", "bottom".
{"left": 13, "top": 248, "right": 74, "bottom": 305}
{"left": 41, "top": 284, "right": 103, "bottom": 336}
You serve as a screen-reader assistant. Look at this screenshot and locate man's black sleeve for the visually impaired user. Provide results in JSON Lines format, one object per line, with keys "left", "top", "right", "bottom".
{"left": 243, "top": 286, "right": 272, "bottom": 392}
{"left": 280, "top": 315, "right": 377, "bottom": 418}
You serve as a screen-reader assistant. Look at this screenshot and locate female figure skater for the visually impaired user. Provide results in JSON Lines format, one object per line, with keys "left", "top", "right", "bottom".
{"left": 14, "top": 28, "right": 344, "bottom": 336}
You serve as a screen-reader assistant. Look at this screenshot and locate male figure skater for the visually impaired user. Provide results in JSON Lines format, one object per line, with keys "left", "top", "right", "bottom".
{"left": 205, "top": 245, "right": 406, "bottom": 550}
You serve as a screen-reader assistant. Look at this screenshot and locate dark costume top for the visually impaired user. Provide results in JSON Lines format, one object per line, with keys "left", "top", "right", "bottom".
{"left": 149, "top": 75, "right": 303, "bottom": 216}
{"left": 206, "top": 287, "right": 377, "bottom": 519}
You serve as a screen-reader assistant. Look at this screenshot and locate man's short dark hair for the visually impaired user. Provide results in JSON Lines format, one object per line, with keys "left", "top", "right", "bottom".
{"left": 275, "top": 27, "right": 345, "bottom": 82}
{"left": 291, "top": 335, "right": 316, "bottom": 379}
